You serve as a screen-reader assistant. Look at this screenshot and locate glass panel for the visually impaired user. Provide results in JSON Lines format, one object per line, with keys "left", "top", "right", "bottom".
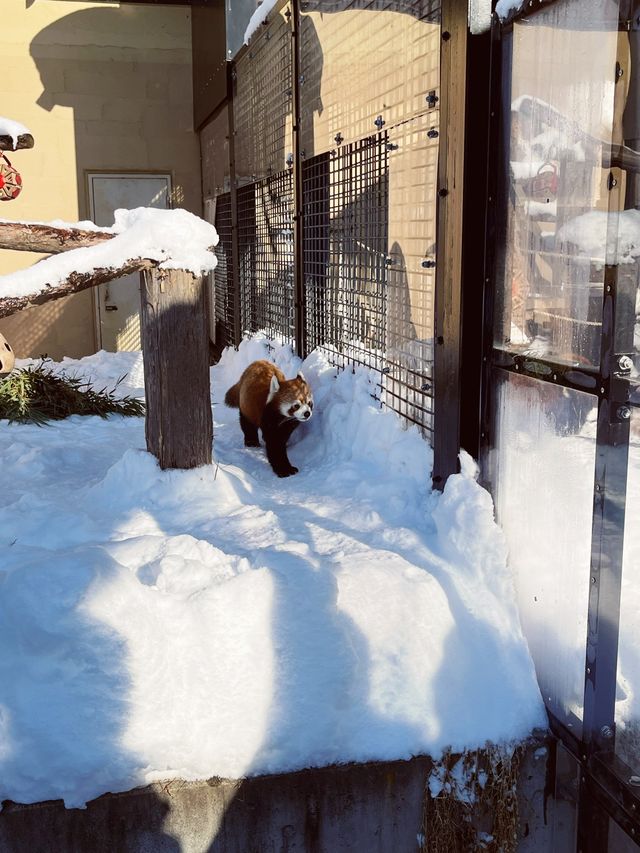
{"left": 492, "top": 369, "right": 598, "bottom": 733}
{"left": 616, "top": 407, "right": 640, "bottom": 773}
{"left": 553, "top": 744, "right": 579, "bottom": 852}
{"left": 495, "top": 0, "right": 621, "bottom": 367}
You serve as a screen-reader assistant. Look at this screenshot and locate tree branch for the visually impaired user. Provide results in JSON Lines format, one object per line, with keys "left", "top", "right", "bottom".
{"left": 0, "top": 258, "right": 160, "bottom": 319}
{"left": 0, "top": 134, "right": 35, "bottom": 152}
{"left": 0, "top": 220, "right": 113, "bottom": 254}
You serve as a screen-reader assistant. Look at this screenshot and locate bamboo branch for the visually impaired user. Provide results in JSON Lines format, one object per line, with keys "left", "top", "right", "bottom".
{"left": 0, "top": 258, "right": 160, "bottom": 319}
{"left": 0, "top": 220, "right": 113, "bottom": 254}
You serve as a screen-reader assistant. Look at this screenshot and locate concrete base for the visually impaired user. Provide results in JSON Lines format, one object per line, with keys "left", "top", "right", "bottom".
{"left": 0, "top": 744, "right": 554, "bottom": 853}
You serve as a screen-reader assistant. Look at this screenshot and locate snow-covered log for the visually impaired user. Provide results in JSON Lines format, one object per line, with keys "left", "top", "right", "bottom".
{"left": 0, "top": 219, "right": 113, "bottom": 255}
{"left": 0, "top": 258, "right": 158, "bottom": 319}
{"left": 0, "top": 133, "right": 34, "bottom": 152}
{"left": 0, "top": 116, "right": 34, "bottom": 151}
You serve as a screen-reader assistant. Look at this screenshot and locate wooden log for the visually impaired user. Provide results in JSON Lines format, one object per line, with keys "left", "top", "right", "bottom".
{"left": 0, "top": 133, "right": 34, "bottom": 152}
{"left": 140, "top": 267, "right": 213, "bottom": 470}
{"left": 0, "top": 220, "right": 113, "bottom": 254}
{"left": 0, "top": 258, "right": 157, "bottom": 319}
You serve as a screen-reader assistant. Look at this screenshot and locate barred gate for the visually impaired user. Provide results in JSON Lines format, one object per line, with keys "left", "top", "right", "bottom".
{"left": 210, "top": 0, "right": 440, "bottom": 438}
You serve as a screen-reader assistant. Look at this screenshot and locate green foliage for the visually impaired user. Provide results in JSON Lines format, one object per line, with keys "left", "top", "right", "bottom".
{"left": 0, "top": 360, "right": 145, "bottom": 425}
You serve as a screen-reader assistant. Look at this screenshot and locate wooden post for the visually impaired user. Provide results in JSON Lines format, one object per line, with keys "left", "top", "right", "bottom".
{"left": 140, "top": 267, "right": 213, "bottom": 469}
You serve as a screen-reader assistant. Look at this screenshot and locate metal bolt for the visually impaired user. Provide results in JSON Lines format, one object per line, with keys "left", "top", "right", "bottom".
{"left": 421, "top": 383, "right": 431, "bottom": 392}
{"left": 438, "top": 188, "right": 448, "bottom": 198}
{"left": 600, "top": 387, "right": 605, "bottom": 394}
{"left": 442, "top": 30, "right": 451, "bottom": 41}
{"left": 374, "top": 115, "right": 385, "bottom": 130}
{"left": 382, "top": 367, "right": 390, "bottom": 374}
{"left": 586, "top": 667, "right": 591, "bottom": 675}
{"left": 617, "top": 355, "right": 633, "bottom": 372}
{"left": 591, "top": 576, "right": 597, "bottom": 584}
{"left": 384, "top": 257, "right": 396, "bottom": 266}
{"left": 427, "top": 128, "right": 439, "bottom": 139}
{"left": 553, "top": 374, "right": 557, "bottom": 381}
{"left": 600, "top": 725, "right": 614, "bottom": 740}
{"left": 386, "top": 142, "right": 399, "bottom": 151}
{"left": 334, "top": 133, "right": 343, "bottom": 146}
{"left": 617, "top": 405, "right": 632, "bottom": 420}
{"left": 616, "top": 61, "right": 624, "bottom": 80}
{"left": 421, "top": 259, "right": 436, "bottom": 269}
{"left": 608, "top": 172, "right": 618, "bottom": 190}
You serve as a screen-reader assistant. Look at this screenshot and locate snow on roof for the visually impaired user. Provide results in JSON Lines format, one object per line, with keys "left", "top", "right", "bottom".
{"left": 558, "top": 209, "right": 640, "bottom": 265}
{"left": 0, "top": 336, "right": 546, "bottom": 808}
{"left": 244, "top": 0, "right": 279, "bottom": 45}
{"left": 0, "top": 208, "right": 218, "bottom": 302}
{"left": 0, "top": 116, "right": 31, "bottom": 147}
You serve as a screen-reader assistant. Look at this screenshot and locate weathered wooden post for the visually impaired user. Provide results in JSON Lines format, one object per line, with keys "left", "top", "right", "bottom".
{"left": 140, "top": 267, "right": 213, "bottom": 469}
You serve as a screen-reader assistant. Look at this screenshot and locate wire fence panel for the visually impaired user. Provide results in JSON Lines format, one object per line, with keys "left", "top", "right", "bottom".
{"left": 213, "top": 193, "right": 234, "bottom": 351}
{"left": 238, "top": 171, "right": 296, "bottom": 346}
{"left": 234, "top": 3, "right": 293, "bottom": 182}
{"left": 304, "top": 133, "right": 389, "bottom": 374}
{"left": 299, "top": 1, "right": 441, "bottom": 154}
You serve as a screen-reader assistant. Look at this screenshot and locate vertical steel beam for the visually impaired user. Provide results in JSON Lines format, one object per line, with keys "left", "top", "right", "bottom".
{"left": 291, "top": 0, "right": 306, "bottom": 358}
{"left": 227, "top": 60, "right": 242, "bottom": 347}
{"left": 432, "top": 0, "right": 468, "bottom": 489}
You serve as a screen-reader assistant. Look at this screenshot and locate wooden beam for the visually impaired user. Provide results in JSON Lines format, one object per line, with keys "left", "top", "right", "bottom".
{"left": 432, "top": 0, "right": 468, "bottom": 489}
{"left": 140, "top": 267, "right": 213, "bottom": 469}
{"left": 0, "top": 258, "right": 158, "bottom": 319}
{"left": 0, "top": 220, "right": 113, "bottom": 254}
{"left": 0, "top": 134, "right": 34, "bottom": 152}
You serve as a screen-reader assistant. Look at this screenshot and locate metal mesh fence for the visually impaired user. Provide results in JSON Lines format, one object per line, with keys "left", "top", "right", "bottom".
{"left": 213, "top": 193, "right": 234, "bottom": 351}
{"left": 304, "top": 134, "right": 389, "bottom": 371}
{"left": 238, "top": 171, "right": 296, "bottom": 346}
{"left": 210, "top": 1, "right": 439, "bottom": 437}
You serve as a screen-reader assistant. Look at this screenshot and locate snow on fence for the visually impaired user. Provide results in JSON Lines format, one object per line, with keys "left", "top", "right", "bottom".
{"left": 0, "top": 209, "right": 218, "bottom": 470}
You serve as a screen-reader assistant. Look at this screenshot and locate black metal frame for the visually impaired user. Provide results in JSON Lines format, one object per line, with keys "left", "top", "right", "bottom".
{"left": 479, "top": 2, "right": 640, "bottom": 850}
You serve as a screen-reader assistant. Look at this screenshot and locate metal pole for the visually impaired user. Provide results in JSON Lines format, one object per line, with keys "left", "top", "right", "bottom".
{"left": 291, "top": 0, "right": 306, "bottom": 358}
{"left": 227, "top": 60, "right": 242, "bottom": 347}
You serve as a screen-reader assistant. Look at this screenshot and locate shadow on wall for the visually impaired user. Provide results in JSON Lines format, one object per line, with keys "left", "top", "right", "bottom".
{"left": 0, "top": 4, "right": 197, "bottom": 362}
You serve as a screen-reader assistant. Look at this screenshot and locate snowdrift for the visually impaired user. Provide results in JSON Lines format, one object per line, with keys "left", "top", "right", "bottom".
{"left": 0, "top": 338, "right": 546, "bottom": 808}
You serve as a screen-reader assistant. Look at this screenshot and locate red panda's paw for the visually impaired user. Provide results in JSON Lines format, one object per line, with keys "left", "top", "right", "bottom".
{"left": 276, "top": 465, "right": 298, "bottom": 478}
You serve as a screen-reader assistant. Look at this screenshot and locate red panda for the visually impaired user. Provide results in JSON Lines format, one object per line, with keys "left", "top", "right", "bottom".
{"left": 224, "top": 360, "right": 313, "bottom": 477}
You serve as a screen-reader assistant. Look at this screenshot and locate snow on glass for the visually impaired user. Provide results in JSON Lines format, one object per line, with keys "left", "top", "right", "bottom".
{"left": 0, "top": 337, "right": 546, "bottom": 808}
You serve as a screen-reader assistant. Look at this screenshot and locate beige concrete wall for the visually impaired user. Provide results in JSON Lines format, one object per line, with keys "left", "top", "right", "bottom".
{"left": 0, "top": 0, "right": 201, "bottom": 360}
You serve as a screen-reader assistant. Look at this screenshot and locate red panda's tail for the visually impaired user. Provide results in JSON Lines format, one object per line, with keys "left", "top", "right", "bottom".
{"left": 224, "top": 382, "right": 240, "bottom": 408}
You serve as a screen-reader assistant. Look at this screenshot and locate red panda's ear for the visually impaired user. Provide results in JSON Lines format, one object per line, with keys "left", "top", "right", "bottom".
{"left": 267, "top": 374, "right": 280, "bottom": 403}
{"left": 296, "top": 370, "right": 306, "bottom": 382}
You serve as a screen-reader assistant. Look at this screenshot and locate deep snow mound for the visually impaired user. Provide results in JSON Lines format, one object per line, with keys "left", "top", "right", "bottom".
{"left": 0, "top": 338, "right": 545, "bottom": 808}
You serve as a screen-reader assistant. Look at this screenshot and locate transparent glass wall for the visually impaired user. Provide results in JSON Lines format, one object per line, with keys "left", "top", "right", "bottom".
{"left": 492, "top": 370, "right": 598, "bottom": 733}
{"left": 495, "top": 0, "right": 621, "bottom": 367}
{"left": 616, "top": 407, "right": 640, "bottom": 774}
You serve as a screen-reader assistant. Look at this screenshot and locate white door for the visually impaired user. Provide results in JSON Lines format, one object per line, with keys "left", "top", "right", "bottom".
{"left": 88, "top": 174, "right": 172, "bottom": 351}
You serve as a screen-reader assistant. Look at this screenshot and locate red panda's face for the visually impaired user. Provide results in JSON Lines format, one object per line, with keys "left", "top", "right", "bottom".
{"left": 270, "top": 371, "right": 314, "bottom": 422}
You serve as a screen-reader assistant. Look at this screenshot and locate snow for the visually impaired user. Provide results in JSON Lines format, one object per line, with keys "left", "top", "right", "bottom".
{"left": 0, "top": 338, "right": 546, "bottom": 808}
{"left": 0, "top": 217, "right": 109, "bottom": 233}
{"left": 244, "top": 0, "right": 279, "bottom": 45}
{"left": 468, "top": 0, "right": 492, "bottom": 34}
{"left": 0, "top": 117, "right": 30, "bottom": 148}
{"left": 0, "top": 208, "right": 218, "bottom": 302}
{"left": 495, "top": 0, "right": 524, "bottom": 20}
{"left": 558, "top": 209, "right": 640, "bottom": 265}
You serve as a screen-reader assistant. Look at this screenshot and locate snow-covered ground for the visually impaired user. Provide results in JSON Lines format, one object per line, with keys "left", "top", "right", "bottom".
{"left": 0, "top": 338, "right": 546, "bottom": 808}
